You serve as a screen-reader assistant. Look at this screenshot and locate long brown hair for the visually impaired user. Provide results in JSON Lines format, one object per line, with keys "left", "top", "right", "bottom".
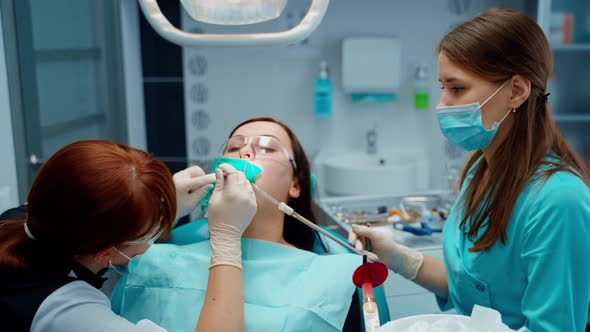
{"left": 438, "top": 8, "right": 589, "bottom": 252}
{"left": 0, "top": 140, "right": 176, "bottom": 273}
{"left": 228, "top": 117, "right": 319, "bottom": 251}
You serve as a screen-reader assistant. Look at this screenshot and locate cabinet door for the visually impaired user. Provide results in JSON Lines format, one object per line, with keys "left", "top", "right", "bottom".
{"left": 536, "top": 0, "right": 590, "bottom": 164}
{"left": 4, "top": 0, "right": 127, "bottom": 198}
{"left": 388, "top": 293, "right": 454, "bottom": 321}
{"left": 382, "top": 248, "right": 443, "bottom": 297}
{"left": 384, "top": 248, "right": 453, "bottom": 319}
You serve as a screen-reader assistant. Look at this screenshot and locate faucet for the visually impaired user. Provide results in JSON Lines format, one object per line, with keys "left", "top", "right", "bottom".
{"left": 367, "top": 126, "right": 377, "bottom": 155}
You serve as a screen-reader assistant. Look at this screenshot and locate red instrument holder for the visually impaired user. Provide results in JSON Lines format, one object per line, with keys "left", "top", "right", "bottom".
{"left": 352, "top": 261, "right": 388, "bottom": 288}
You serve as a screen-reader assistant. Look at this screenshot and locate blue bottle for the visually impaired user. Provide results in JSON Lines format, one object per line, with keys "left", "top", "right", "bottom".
{"left": 314, "top": 60, "right": 332, "bottom": 118}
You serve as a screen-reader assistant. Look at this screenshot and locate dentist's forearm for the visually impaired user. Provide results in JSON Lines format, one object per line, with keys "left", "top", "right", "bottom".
{"left": 195, "top": 264, "right": 244, "bottom": 332}
{"left": 412, "top": 255, "right": 449, "bottom": 299}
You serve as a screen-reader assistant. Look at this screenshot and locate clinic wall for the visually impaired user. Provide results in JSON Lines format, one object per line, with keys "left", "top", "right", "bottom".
{"left": 180, "top": 0, "right": 523, "bottom": 191}
{"left": 0, "top": 7, "right": 20, "bottom": 212}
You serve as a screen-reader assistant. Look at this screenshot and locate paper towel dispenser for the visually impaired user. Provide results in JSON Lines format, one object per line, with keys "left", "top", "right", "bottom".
{"left": 341, "top": 37, "right": 401, "bottom": 93}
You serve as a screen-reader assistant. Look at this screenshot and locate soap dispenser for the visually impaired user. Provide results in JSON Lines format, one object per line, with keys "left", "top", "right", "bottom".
{"left": 414, "top": 64, "right": 429, "bottom": 110}
{"left": 314, "top": 60, "right": 332, "bottom": 118}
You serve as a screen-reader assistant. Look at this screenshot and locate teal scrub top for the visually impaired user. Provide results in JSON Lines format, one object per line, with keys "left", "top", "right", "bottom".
{"left": 438, "top": 157, "right": 590, "bottom": 331}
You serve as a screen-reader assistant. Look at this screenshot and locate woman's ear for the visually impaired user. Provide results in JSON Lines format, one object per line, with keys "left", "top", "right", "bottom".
{"left": 510, "top": 75, "right": 531, "bottom": 109}
{"left": 93, "top": 247, "right": 114, "bottom": 267}
{"left": 288, "top": 179, "right": 301, "bottom": 199}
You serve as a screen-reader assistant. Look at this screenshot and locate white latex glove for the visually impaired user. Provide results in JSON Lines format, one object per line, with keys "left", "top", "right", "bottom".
{"left": 173, "top": 165, "right": 216, "bottom": 221}
{"left": 349, "top": 224, "right": 424, "bottom": 280}
{"left": 207, "top": 164, "right": 257, "bottom": 269}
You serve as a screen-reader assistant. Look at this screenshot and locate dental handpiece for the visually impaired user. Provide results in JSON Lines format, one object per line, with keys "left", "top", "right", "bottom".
{"left": 361, "top": 282, "right": 381, "bottom": 332}
{"left": 251, "top": 183, "right": 364, "bottom": 256}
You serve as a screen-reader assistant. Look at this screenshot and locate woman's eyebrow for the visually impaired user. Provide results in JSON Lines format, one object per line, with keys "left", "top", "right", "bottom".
{"left": 438, "top": 77, "right": 460, "bottom": 83}
{"left": 260, "top": 134, "right": 281, "bottom": 141}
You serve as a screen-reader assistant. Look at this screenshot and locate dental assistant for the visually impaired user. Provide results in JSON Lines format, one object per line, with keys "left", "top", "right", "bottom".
{"left": 0, "top": 140, "right": 256, "bottom": 332}
{"left": 350, "top": 8, "right": 590, "bottom": 332}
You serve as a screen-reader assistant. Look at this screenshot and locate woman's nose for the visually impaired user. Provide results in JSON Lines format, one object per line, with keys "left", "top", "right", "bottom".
{"left": 239, "top": 146, "right": 255, "bottom": 160}
{"left": 437, "top": 94, "right": 449, "bottom": 108}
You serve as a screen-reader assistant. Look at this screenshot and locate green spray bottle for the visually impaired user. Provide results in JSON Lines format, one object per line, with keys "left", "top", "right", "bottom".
{"left": 414, "top": 64, "right": 429, "bottom": 110}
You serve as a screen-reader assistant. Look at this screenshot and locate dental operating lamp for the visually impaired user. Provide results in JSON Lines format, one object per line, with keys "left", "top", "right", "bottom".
{"left": 137, "top": 0, "right": 330, "bottom": 47}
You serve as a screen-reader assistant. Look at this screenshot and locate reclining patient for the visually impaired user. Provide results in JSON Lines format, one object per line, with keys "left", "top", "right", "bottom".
{"left": 112, "top": 117, "right": 366, "bottom": 331}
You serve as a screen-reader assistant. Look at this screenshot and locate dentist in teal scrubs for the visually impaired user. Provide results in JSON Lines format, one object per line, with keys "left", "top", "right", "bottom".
{"left": 350, "top": 8, "right": 590, "bottom": 332}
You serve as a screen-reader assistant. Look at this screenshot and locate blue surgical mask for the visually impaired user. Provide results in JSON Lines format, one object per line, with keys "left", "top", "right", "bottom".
{"left": 436, "top": 81, "right": 511, "bottom": 151}
{"left": 109, "top": 262, "right": 131, "bottom": 276}
{"left": 109, "top": 247, "right": 143, "bottom": 276}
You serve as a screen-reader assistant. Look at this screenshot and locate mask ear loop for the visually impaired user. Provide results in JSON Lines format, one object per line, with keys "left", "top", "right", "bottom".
{"left": 113, "top": 246, "right": 133, "bottom": 261}
{"left": 480, "top": 80, "right": 511, "bottom": 108}
{"left": 495, "top": 107, "right": 513, "bottom": 126}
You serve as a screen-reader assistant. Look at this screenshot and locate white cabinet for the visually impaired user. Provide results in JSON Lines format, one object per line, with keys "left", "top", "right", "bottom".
{"left": 388, "top": 293, "right": 449, "bottom": 321}
{"left": 532, "top": 0, "right": 590, "bottom": 164}
{"left": 383, "top": 248, "right": 455, "bottom": 321}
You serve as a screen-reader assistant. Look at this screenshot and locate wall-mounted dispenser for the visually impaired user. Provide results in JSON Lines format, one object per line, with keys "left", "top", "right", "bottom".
{"left": 341, "top": 37, "right": 401, "bottom": 94}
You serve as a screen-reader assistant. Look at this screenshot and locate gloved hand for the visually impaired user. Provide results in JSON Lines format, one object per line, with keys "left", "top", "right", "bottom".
{"left": 207, "top": 164, "right": 257, "bottom": 269}
{"left": 349, "top": 224, "right": 424, "bottom": 280}
{"left": 173, "top": 166, "right": 216, "bottom": 221}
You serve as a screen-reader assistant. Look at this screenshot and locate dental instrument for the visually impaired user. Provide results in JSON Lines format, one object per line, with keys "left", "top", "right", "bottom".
{"left": 342, "top": 207, "right": 421, "bottom": 224}
{"left": 343, "top": 211, "right": 392, "bottom": 224}
{"left": 361, "top": 282, "right": 380, "bottom": 332}
{"left": 393, "top": 221, "right": 442, "bottom": 236}
{"left": 252, "top": 183, "right": 364, "bottom": 255}
{"left": 352, "top": 258, "right": 388, "bottom": 332}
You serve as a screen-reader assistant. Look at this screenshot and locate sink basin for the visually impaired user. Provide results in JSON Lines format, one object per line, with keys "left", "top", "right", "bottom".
{"left": 318, "top": 151, "right": 428, "bottom": 196}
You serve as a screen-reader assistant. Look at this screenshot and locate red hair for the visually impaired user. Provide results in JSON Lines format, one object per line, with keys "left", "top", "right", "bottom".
{"left": 0, "top": 140, "right": 176, "bottom": 273}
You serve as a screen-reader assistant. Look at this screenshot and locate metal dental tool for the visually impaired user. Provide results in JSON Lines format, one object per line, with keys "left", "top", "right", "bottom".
{"left": 252, "top": 183, "right": 364, "bottom": 255}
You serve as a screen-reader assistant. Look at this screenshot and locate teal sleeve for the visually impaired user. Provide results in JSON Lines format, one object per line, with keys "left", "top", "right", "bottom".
{"left": 520, "top": 180, "right": 590, "bottom": 332}
{"left": 435, "top": 294, "right": 454, "bottom": 312}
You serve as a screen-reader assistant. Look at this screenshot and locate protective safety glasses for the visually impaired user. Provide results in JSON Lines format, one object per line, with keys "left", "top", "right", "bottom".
{"left": 219, "top": 135, "right": 297, "bottom": 170}
{"left": 123, "top": 227, "right": 165, "bottom": 246}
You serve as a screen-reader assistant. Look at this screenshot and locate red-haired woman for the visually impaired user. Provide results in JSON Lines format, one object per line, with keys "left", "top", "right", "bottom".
{"left": 0, "top": 140, "right": 256, "bottom": 332}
